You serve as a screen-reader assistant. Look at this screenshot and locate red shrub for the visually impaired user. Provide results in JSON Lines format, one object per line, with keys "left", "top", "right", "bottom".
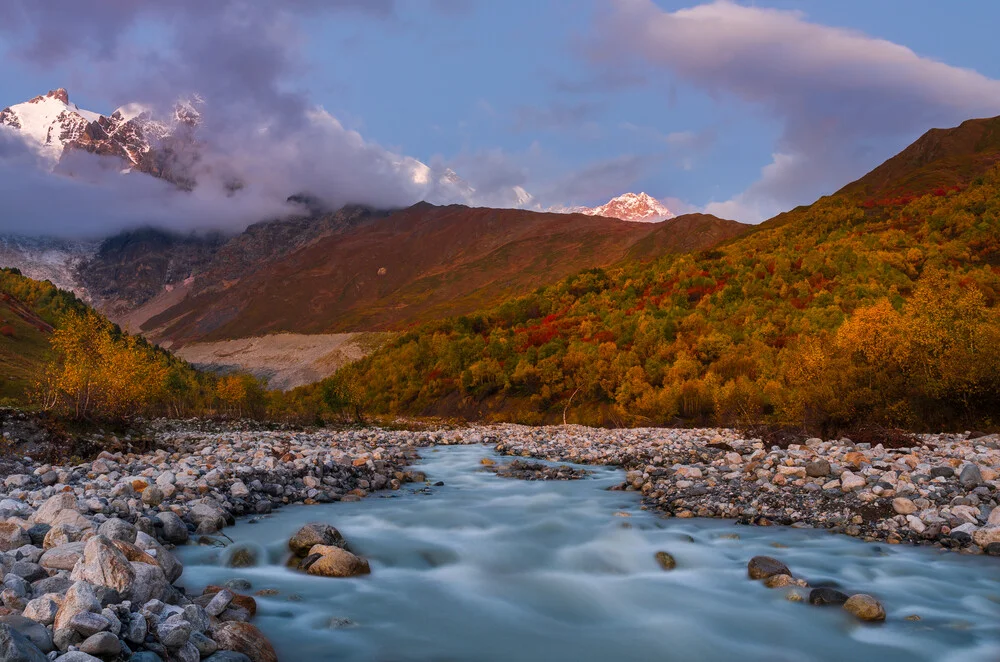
{"left": 0, "top": 325, "right": 14, "bottom": 338}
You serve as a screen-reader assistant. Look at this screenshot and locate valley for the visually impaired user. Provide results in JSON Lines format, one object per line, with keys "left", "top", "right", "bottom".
{"left": 2, "top": 7, "right": 1000, "bottom": 661}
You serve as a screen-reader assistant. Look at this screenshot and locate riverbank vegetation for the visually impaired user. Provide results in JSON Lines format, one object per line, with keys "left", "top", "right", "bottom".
{"left": 329, "top": 167, "right": 1000, "bottom": 433}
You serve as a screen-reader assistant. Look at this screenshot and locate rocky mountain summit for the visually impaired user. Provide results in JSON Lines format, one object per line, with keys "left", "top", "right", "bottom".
{"left": 0, "top": 88, "right": 199, "bottom": 188}
{"left": 569, "top": 192, "right": 676, "bottom": 223}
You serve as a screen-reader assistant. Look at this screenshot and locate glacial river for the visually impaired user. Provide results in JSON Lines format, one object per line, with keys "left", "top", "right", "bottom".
{"left": 178, "top": 445, "right": 1000, "bottom": 661}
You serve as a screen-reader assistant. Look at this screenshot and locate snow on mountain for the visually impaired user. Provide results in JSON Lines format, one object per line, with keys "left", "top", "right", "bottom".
{"left": 0, "top": 89, "right": 98, "bottom": 163}
{"left": 0, "top": 88, "right": 187, "bottom": 179}
{"left": 1, "top": 88, "right": 534, "bottom": 216}
{"left": 574, "top": 192, "right": 676, "bottom": 223}
{"left": 0, "top": 234, "right": 97, "bottom": 297}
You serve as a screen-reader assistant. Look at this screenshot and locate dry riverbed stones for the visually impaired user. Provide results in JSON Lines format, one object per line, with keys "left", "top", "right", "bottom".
{"left": 0, "top": 421, "right": 429, "bottom": 661}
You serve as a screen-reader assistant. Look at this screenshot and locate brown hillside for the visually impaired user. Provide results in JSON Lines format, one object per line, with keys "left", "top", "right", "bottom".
{"left": 837, "top": 115, "right": 1000, "bottom": 200}
{"left": 141, "top": 204, "right": 747, "bottom": 345}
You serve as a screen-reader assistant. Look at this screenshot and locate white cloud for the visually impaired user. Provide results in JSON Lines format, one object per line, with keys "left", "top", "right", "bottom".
{"left": 594, "top": 0, "right": 1000, "bottom": 221}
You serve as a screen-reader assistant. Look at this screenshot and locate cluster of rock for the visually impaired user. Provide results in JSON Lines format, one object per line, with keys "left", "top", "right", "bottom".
{"left": 745, "top": 555, "right": 888, "bottom": 622}
{"left": 483, "top": 458, "right": 590, "bottom": 481}
{"left": 492, "top": 425, "right": 1000, "bottom": 554}
{"left": 286, "top": 523, "right": 371, "bottom": 578}
{"left": 0, "top": 424, "right": 430, "bottom": 661}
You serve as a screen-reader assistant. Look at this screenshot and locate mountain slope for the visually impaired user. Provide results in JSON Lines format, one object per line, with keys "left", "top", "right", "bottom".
{"left": 136, "top": 204, "right": 747, "bottom": 345}
{"left": 332, "top": 116, "right": 1000, "bottom": 430}
{"left": 837, "top": 116, "right": 1000, "bottom": 200}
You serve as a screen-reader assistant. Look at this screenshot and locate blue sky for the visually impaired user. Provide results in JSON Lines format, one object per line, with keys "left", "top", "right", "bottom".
{"left": 299, "top": 0, "right": 1000, "bottom": 217}
{"left": 2, "top": 0, "right": 1000, "bottom": 231}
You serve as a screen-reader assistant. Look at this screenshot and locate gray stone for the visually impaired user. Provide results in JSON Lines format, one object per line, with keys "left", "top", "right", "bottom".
{"left": 128, "top": 652, "right": 164, "bottom": 662}
{"left": 156, "top": 618, "right": 192, "bottom": 649}
{"left": 960, "top": 464, "right": 984, "bottom": 488}
{"left": 126, "top": 561, "right": 169, "bottom": 605}
{"left": 930, "top": 466, "right": 954, "bottom": 479}
{"left": 8, "top": 561, "right": 45, "bottom": 583}
{"left": 79, "top": 631, "right": 121, "bottom": 656}
{"left": 0, "top": 623, "right": 48, "bottom": 662}
{"left": 204, "top": 589, "right": 234, "bottom": 617}
{"left": 190, "top": 631, "right": 219, "bottom": 656}
{"left": 69, "top": 611, "right": 112, "bottom": 637}
{"left": 123, "top": 612, "right": 147, "bottom": 645}
{"left": 203, "top": 653, "right": 252, "bottom": 662}
{"left": 141, "top": 486, "right": 165, "bottom": 507}
{"left": 134, "top": 532, "right": 182, "bottom": 583}
{"left": 97, "top": 518, "right": 137, "bottom": 544}
{"left": 182, "top": 605, "right": 209, "bottom": 634}
{"left": 3, "top": 573, "right": 31, "bottom": 597}
{"left": 54, "top": 652, "right": 103, "bottom": 662}
{"left": 31, "top": 574, "right": 73, "bottom": 596}
{"left": 154, "top": 512, "right": 189, "bottom": 545}
{"left": 0, "top": 615, "right": 53, "bottom": 653}
{"left": 188, "top": 502, "right": 227, "bottom": 533}
{"left": 175, "top": 641, "right": 201, "bottom": 662}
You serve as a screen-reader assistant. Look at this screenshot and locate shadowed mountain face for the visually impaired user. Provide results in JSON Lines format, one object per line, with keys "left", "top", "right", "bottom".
{"left": 133, "top": 204, "right": 747, "bottom": 345}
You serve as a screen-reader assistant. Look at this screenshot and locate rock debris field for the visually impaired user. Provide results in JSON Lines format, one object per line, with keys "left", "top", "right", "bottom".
{"left": 1, "top": 420, "right": 998, "bottom": 661}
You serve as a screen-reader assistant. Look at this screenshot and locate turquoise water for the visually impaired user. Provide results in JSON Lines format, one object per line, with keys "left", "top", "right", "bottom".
{"left": 178, "top": 445, "right": 1000, "bottom": 661}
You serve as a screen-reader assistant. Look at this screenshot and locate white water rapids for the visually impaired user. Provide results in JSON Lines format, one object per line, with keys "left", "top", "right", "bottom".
{"left": 178, "top": 445, "right": 1000, "bottom": 661}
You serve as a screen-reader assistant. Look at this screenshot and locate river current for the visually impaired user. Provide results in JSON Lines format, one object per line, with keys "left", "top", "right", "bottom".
{"left": 178, "top": 445, "right": 1000, "bottom": 661}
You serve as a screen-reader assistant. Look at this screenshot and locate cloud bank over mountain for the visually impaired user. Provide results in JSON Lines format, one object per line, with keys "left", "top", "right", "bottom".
{"left": 0, "top": 0, "right": 527, "bottom": 236}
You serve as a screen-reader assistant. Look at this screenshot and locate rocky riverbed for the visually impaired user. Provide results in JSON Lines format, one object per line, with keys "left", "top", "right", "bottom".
{"left": 0, "top": 420, "right": 998, "bottom": 661}
{"left": 489, "top": 425, "right": 1000, "bottom": 553}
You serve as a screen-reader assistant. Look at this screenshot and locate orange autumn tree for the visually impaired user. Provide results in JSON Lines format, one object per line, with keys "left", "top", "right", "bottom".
{"left": 832, "top": 271, "right": 1000, "bottom": 426}
{"left": 36, "top": 310, "right": 170, "bottom": 420}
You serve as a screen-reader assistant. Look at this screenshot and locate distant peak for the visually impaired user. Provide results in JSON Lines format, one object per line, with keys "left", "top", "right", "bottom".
{"left": 27, "top": 88, "right": 70, "bottom": 105}
{"left": 565, "top": 191, "right": 676, "bottom": 223}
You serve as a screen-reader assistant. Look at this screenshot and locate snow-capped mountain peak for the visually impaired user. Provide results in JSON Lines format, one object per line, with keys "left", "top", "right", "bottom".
{"left": 0, "top": 88, "right": 101, "bottom": 162}
{"left": 579, "top": 192, "right": 675, "bottom": 223}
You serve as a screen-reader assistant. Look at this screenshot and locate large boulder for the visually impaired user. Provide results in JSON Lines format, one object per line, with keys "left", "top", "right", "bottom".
{"left": 0, "top": 614, "right": 54, "bottom": 653}
{"left": 747, "top": 556, "right": 790, "bottom": 580}
{"left": 303, "top": 545, "right": 371, "bottom": 578}
{"left": 210, "top": 622, "right": 278, "bottom": 662}
{"left": 70, "top": 536, "right": 136, "bottom": 593}
{"left": 0, "top": 622, "right": 48, "bottom": 662}
{"left": 288, "top": 523, "right": 346, "bottom": 557}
